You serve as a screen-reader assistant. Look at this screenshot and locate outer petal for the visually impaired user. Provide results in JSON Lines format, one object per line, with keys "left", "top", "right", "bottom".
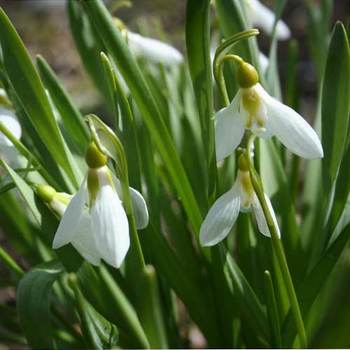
{"left": 127, "top": 32, "right": 183, "bottom": 66}
{"left": 52, "top": 178, "right": 87, "bottom": 249}
{"left": 251, "top": 193, "right": 281, "bottom": 238}
{"left": 249, "top": 0, "right": 291, "bottom": 40}
{"left": 114, "top": 178, "right": 149, "bottom": 230}
{"left": 215, "top": 93, "right": 245, "bottom": 161}
{"left": 71, "top": 213, "right": 101, "bottom": 266}
{"left": 0, "top": 109, "right": 22, "bottom": 146}
{"left": 91, "top": 185, "right": 130, "bottom": 268}
{"left": 200, "top": 185, "right": 240, "bottom": 247}
{"left": 264, "top": 95, "right": 323, "bottom": 159}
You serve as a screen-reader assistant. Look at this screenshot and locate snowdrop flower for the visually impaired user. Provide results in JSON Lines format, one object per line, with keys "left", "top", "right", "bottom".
{"left": 200, "top": 155, "right": 280, "bottom": 246}
{"left": 48, "top": 143, "right": 149, "bottom": 268}
{"left": 113, "top": 18, "right": 183, "bottom": 66}
{"left": 127, "top": 31, "right": 183, "bottom": 66}
{"left": 245, "top": 0, "right": 291, "bottom": 40}
{"left": 215, "top": 61, "right": 323, "bottom": 161}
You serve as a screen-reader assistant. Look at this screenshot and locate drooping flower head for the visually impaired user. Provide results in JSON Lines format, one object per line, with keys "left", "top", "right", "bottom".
{"left": 245, "top": 0, "right": 291, "bottom": 40}
{"left": 47, "top": 142, "right": 148, "bottom": 268}
{"left": 113, "top": 18, "right": 183, "bottom": 67}
{"left": 215, "top": 60, "right": 324, "bottom": 161}
{"left": 200, "top": 154, "right": 280, "bottom": 246}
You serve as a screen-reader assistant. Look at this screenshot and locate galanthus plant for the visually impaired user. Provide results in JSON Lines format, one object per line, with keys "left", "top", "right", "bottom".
{"left": 0, "top": 1, "right": 349, "bottom": 349}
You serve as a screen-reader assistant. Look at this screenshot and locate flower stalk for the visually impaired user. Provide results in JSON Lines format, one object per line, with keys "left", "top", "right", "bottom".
{"left": 245, "top": 145, "right": 307, "bottom": 348}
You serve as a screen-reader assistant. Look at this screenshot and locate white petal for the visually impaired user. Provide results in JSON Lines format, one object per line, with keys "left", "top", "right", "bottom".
{"left": 0, "top": 109, "right": 22, "bottom": 146}
{"left": 199, "top": 185, "right": 241, "bottom": 246}
{"left": 264, "top": 95, "right": 323, "bottom": 159}
{"left": 113, "top": 178, "right": 149, "bottom": 230}
{"left": 128, "top": 187, "right": 149, "bottom": 229}
{"left": 91, "top": 184, "right": 130, "bottom": 268}
{"left": 251, "top": 193, "right": 280, "bottom": 238}
{"left": 215, "top": 93, "right": 245, "bottom": 161}
{"left": 249, "top": 0, "right": 291, "bottom": 40}
{"left": 71, "top": 213, "right": 101, "bottom": 266}
{"left": 52, "top": 178, "right": 87, "bottom": 249}
{"left": 127, "top": 32, "right": 183, "bottom": 66}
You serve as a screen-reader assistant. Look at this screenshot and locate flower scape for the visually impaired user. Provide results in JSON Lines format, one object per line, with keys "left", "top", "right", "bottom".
{"left": 0, "top": 0, "right": 349, "bottom": 349}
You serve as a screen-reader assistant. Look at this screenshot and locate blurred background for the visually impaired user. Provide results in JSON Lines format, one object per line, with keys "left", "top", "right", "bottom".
{"left": 0, "top": 0, "right": 348, "bottom": 112}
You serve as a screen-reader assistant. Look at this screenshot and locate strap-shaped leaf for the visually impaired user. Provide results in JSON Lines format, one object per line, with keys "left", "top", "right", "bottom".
{"left": 17, "top": 260, "right": 63, "bottom": 349}
{"left": 186, "top": 0, "right": 216, "bottom": 206}
{"left": 0, "top": 9, "right": 80, "bottom": 187}
{"left": 36, "top": 55, "right": 90, "bottom": 152}
{"left": 321, "top": 22, "right": 350, "bottom": 194}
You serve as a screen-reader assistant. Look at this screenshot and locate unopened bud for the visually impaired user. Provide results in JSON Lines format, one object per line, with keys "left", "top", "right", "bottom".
{"left": 36, "top": 184, "right": 56, "bottom": 203}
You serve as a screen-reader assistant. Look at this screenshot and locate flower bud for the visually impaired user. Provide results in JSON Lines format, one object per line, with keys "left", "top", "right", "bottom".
{"left": 36, "top": 184, "right": 57, "bottom": 203}
{"left": 85, "top": 142, "right": 108, "bottom": 169}
{"left": 237, "top": 62, "right": 259, "bottom": 88}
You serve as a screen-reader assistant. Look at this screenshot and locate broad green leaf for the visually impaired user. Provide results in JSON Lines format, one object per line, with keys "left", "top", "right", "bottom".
{"left": 0, "top": 9, "right": 80, "bottom": 187}
{"left": 77, "top": 264, "right": 149, "bottom": 349}
{"left": 321, "top": 22, "right": 350, "bottom": 194}
{"left": 186, "top": 0, "right": 216, "bottom": 206}
{"left": 36, "top": 55, "right": 90, "bottom": 152}
{"left": 69, "top": 275, "right": 119, "bottom": 349}
{"left": 17, "top": 260, "right": 63, "bottom": 349}
{"left": 81, "top": 0, "right": 202, "bottom": 233}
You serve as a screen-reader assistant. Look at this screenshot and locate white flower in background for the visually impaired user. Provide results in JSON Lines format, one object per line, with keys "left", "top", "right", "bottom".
{"left": 245, "top": 0, "right": 291, "bottom": 40}
{"left": 49, "top": 143, "right": 149, "bottom": 268}
{"left": 127, "top": 31, "right": 184, "bottom": 66}
{"left": 200, "top": 155, "right": 280, "bottom": 246}
{"left": 0, "top": 90, "right": 22, "bottom": 165}
{"left": 0, "top": 107, "right": 21, "bottom": 147}
{"left": 215, "top": 61, "right": 323, "bottom": 161}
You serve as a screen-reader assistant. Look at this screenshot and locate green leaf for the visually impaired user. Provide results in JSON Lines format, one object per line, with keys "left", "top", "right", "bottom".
{"left": 282, "top": 222, "right": 350, "bottom": 346}
{"left": 263, "top": 270, "right": 282, "bottom": 347}
{"left": 0, "top": 9, "right": 80, "bottom": 187}
{"left": 36, "top": 55, "right": 90, "bottom": 152}
{"left": 69, "top": 275, "right": 119, "bottom": 349}
{"left": 17, "top": 260, "right": 63, "bottom": 349}
{"left": 82, "top": 0, "right": 202, "bottom": 233}
{"left": 321, "top": 22, "right": 350, "bottom": 194}
{"left": 186, "top": 0, "right": 216, "bottom": 206}
{"left": 0, "top": 160, "right": 41, "bottom": 225}
{"left": 77, "top": 264, "right": 149, "bottom": 349}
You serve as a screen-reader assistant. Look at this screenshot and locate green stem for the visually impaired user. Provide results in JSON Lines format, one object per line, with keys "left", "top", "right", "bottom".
{"left": 0, "top": 246, "right": 24, "bottom": 277}
{"left": 246, "top": 149, "right": 307, "bottom": 348}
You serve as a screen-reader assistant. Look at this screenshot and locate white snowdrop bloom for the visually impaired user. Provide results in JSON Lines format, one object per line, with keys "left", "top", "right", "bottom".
{"left": 245, "top": 0, "right": 291, "bottom": 40}
{"left": 0, "top": 107, "right": 21, "bottom": 146}
{"left": 200, "top": 155, "right": 280, "bottom": 246}
{"left": 215, "top": 61, "right": 323, "bottom": 161}
{"left": 127, "top": 31, "right": 183, "bottom": 66}
{"left": 49, "top": 143, "right": 149, "bottom": 268}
